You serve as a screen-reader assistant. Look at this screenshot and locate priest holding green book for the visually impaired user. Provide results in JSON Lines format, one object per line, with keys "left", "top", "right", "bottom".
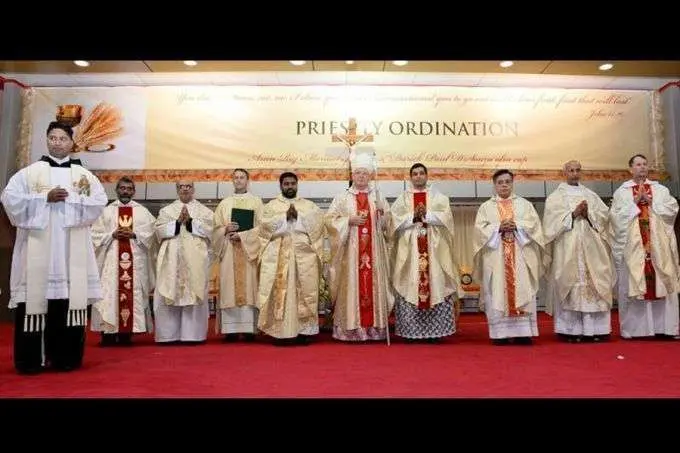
{"left": 212, "top": 169, "right": 264, "bottom": 341}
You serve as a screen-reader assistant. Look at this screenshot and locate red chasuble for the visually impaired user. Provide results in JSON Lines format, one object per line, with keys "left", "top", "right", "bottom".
{"left": 117, "top": 205, "right": 134, "bottom": 333}
{"left": 414, "top": 192, "right": 431, "bottom": 309}
{"left": 632, "top": 184, "right": 661, "bottom": 301}
{"left": 356, "top": 192, "right": 375, "bottom": 327}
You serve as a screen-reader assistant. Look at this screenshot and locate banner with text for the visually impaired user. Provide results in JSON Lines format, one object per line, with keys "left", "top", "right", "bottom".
{"left": 23, "top": 85, "right": 663, "bottom": 181}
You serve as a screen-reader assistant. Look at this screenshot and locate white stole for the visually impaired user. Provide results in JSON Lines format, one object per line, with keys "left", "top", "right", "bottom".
{"left": 24, "top": 161, "right": 91, "bottom": 331}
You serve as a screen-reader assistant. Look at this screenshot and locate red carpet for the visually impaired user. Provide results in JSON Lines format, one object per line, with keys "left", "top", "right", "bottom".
{"left": 0, "top": 311, "right": 679, "bottom": 398}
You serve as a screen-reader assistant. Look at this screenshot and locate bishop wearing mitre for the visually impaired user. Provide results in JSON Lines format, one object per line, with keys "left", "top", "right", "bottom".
{"left": 325, "top": 150, "right": 395, "bottom": 342}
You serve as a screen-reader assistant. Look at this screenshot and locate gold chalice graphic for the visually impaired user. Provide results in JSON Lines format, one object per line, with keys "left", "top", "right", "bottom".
{"left": 56, "top": 104, "right": 83, "bottom": 127}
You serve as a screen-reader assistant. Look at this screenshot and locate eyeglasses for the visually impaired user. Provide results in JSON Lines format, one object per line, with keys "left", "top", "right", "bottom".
{"left": 177, "top": 184, "right": 194, "bottom": 190}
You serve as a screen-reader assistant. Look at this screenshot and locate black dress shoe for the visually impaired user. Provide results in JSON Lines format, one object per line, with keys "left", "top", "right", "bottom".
{"left": 17, "top": 366, "right": 43, "bottom": 375}
{"left": 117, "top": 333, "right": 133, "bottom": 346}
{"left": 492, "top": 338, "right": 510, "bottom": 345}
{"left": 558, "top": 334, "right": 579, "bottom": 343}
{"left": 274, "top": 338, "right": 292, "bottom": 346}
{"left": 223, "top": 333, "right": 239, "bottom": 342}
{"left": 243, "top": 333, "right": 256, "bottom": 342}
{"left": 52, "top": 363, "right": 81, "bottom": 372}
{"left": 295, "top": 335, "right": 310, "bottom": 345}
{"left": 100, "top": 333, "right": 117, "bottom": 347}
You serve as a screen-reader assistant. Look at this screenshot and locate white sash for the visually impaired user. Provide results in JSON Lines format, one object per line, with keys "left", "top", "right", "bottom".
{"left": 24, "top": 161, "right": 90, "bottom": 332}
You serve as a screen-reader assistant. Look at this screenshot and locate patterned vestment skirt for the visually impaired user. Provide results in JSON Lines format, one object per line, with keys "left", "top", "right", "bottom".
{"left": 394, "top": 295, "right": 456, "bottom": 339}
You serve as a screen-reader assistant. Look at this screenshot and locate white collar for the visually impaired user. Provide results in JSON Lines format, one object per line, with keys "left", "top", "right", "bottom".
{"left": 47, "top": 154, "right": 71, "bottom": 165}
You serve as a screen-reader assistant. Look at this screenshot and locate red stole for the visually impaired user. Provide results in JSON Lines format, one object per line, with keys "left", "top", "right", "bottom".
{"left": 498, "top": 199, "right": 523, "bottom": 316}
{"left": 117, "top": 205, "right": 134, "bottom": 333}
{"left": 632, "top": 184, "right": 660, "bottom": 301}
{"left": 414, "top": 192, "right": 431, "bottom": 309}
{"left": 356, "top": 192, "right": 375, "bottom": 327}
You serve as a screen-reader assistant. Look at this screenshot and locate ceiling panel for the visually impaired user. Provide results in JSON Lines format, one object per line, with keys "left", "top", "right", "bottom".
{"left": 275, "top": 71, "right": 347, "bottom": 84}
{"left": 69, "top": 73, "right": 145, "bottom": 86}
{"left": 77, "top": 61, "right": 151, "bottom": 72}
{"left": 411, "top": 73, "right": 482, "bottom": 86}
{"left": 544, "top": 60, "right": 680, "bottom": 77}
{"left": 611, "top": 61, "right": 680, "bottom": 77}
{"left": 135, "top": 72, "right": 215, "bottom": 85}
{"left": 3, "top": 72, "right": 675, "bottom": 90}
{"left": 3, "top": 60, "right": 680, "bottom": 82}
{"left": 4, "top": 74, "right": 76, "bottom": 86}
{"left": 384, "top": 60, "right": 553, "bottom": 74}
{"left": 603, "top": 77, "right": 676, "bottom": 90}
{"left": 345, "top": 72, "right": 413, "bottom": 84}
{"left": 313, "top": 61, "right": 385, "bottom": 71}
{"left": 542, "top": 61, "right": 604, "bottom": 76}
{"left": 0, "top": 60, "right": 150, "bottom": 73}
{"left": 144, "top": 60, "right": 311, "bottom": 72}
{"left": 478, "top": 74, "right": 618, "bottom": 89}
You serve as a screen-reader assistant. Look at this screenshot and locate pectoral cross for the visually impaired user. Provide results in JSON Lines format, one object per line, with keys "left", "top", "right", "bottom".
{"left": 331, "top": 117, "right": 374, "bottom": 187}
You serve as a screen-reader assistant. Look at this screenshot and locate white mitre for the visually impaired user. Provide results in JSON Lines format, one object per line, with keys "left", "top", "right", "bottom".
{"left": 351, "top": 149, "right": 377, "bottom": 172}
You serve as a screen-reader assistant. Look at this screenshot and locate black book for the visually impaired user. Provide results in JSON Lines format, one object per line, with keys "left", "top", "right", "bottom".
{"left": 231, "top": 208, "right": 254, "bottom": 231}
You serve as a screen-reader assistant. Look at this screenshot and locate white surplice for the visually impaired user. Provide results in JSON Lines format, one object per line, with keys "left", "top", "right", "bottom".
{"left": 1, "top": 156, "right": 107, "bottom": 331}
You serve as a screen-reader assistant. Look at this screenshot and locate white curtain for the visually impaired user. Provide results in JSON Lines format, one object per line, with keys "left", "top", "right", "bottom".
{"left": 0, "top": 80, "right": 25, "bottom": 185}
{"left": 451, "top": 204, "right": 479, "bottom": 278}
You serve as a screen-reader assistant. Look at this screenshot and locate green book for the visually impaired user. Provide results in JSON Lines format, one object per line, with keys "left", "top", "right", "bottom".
{"left": 231, "top": 208, "right": 255, "bottom": 231}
